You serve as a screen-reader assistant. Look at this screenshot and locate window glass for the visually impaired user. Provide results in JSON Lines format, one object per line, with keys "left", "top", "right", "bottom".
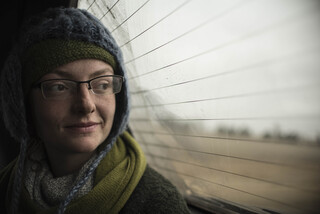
{"left": 79, "top": 0, "right": 320, "bottom": 213}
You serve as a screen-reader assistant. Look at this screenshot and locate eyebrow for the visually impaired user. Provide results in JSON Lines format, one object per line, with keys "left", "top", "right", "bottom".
{"left": 50, "top": 68, "right": 114, "bottom": 79}
{"left": 89, "top": 69, "right": 114, "bottom": 79}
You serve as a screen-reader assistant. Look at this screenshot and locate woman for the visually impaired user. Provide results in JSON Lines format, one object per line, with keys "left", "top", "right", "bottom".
{"left": 0, "top": 7, "right": 190, "bottom": 214}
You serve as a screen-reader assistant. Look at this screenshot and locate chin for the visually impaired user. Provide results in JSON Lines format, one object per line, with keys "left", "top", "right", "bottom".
{"left": 54, "top": 136, "right": 102, "bottom": 154}
{"left": 72, "top": 140, "right": 102, "bottom": 153}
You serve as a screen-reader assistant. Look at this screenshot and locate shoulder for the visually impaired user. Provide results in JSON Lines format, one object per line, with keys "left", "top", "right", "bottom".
{"left": 0, "top": 158, "right": 17, "bottom": 189}
{"left": 0, "top": 159, "right": 17, "bottom": 214}
{"left": 120, "top": 165, "right": 191, "bottom": 214}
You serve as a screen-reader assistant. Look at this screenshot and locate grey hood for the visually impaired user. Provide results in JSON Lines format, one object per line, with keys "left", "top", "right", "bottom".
{"left": 0, "top": 7, "right": 130, "bottom": 213}
{"left": 0, "top": 7, "right": 130, "bottom": 145}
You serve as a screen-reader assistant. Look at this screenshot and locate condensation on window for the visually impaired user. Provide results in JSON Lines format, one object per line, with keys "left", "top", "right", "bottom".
{"left": 78, "top": 0, "right": 320, "bottom": 213}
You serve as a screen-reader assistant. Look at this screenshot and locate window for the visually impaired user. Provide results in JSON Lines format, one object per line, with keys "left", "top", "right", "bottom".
{"left": 78, "top": 0, "right": 320, "bottom": 213}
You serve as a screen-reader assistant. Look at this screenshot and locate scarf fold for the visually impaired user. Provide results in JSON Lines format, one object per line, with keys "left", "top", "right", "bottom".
{"left": 10, "top": 131, "right": 146, "bottom": 214}
{"left": 24, "top": 142, "right": 97, "bottom": 208}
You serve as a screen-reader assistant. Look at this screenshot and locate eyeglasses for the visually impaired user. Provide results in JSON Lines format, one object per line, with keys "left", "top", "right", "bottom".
{"left": 33, "top": 75, "right": 124, "bottom": 100}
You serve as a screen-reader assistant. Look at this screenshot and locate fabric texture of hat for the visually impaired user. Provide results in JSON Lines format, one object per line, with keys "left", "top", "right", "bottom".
{"left": 22, "top": 39, "right": 117, "bottom": 93}
{"left": 0, "top": 7, "right": 130, "bottom": 214}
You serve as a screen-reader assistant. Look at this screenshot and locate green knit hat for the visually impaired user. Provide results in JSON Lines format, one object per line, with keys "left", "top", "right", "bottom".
{"left": 22, "top": 39, "right": 116, "bottom": 93}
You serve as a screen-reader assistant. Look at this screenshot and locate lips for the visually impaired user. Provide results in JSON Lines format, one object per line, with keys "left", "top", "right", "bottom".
{"left": 65, "top": 122, "right": 100, "bottom": 133}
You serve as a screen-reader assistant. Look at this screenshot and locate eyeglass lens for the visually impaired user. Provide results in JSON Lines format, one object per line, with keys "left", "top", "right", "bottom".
{"left": 40, "top": 76, "right": 123, "bottom": 99}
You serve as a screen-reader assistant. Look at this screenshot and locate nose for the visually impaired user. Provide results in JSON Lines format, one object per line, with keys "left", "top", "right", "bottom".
{"left": 72, "top": 83, "right": 96, "bottom": 115}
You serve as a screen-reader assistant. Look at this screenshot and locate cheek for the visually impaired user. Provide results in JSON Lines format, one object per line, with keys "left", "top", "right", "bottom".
{"left": 34, "top": 106, "right": 59, "bottom": 125}
{"left": 98, "top": 96, "right": 116, "bottom": 124}
{"left": 30, "top": 96, "right": 64, "bottom": 134}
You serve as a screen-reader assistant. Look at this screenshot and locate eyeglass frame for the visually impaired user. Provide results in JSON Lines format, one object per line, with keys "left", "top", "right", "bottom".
{"left": 32, "top": 74, "right": 124, "bottom": 99}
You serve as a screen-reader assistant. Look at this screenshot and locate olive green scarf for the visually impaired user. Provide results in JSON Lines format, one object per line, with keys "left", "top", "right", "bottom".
{"left": 6, "top": 131, "right": 146, "bottom": 214}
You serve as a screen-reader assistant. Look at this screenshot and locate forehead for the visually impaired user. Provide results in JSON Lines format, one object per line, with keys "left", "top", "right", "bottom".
{"left": 41, "top": 59, "right": 114, "bottom": 80}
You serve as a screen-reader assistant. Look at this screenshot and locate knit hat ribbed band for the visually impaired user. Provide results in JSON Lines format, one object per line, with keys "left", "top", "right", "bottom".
{"left": 22, "top": 39, "right": 116, "bottom": 92}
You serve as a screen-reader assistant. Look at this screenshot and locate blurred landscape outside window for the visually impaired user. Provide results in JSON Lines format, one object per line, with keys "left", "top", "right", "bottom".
{"left": 78, "top": 0, "right": 320, "bottom": 213}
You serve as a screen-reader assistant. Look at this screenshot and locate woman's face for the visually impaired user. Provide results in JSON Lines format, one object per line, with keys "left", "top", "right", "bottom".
{"left": 29, "top": 59, "right": 116, "bottom": 155}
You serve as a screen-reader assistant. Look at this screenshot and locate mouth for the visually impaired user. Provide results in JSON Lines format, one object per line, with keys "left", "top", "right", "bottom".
{"left": 65, "top": 122, "right": 100, "bottom": 133}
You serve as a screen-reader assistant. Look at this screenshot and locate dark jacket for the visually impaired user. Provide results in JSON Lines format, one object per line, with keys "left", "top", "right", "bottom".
{"left": 120, "top": 166, "right": 191, "bottom": 214}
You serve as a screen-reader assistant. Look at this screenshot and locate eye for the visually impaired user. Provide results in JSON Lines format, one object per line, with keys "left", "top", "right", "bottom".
{"left": 50, "top": 84, "right": 67, "bottom": 91}
{"left": 92, "top": 79, "right": 112, "bottom": 92}
{"left": 43, "top": 81, "right": 69, "bottom": 93}
{"left": 96, "top": 82, "right": 110, "bottom": 90}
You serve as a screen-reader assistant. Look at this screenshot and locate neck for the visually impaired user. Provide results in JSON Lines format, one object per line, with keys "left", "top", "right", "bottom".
{"left": 45, "top": 148, "right": 95, "bottom": 177}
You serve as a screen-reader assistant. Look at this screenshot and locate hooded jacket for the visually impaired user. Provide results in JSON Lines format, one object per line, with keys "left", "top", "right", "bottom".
{"left": 0, "top": 7, "right": 190, "bottom": 214}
